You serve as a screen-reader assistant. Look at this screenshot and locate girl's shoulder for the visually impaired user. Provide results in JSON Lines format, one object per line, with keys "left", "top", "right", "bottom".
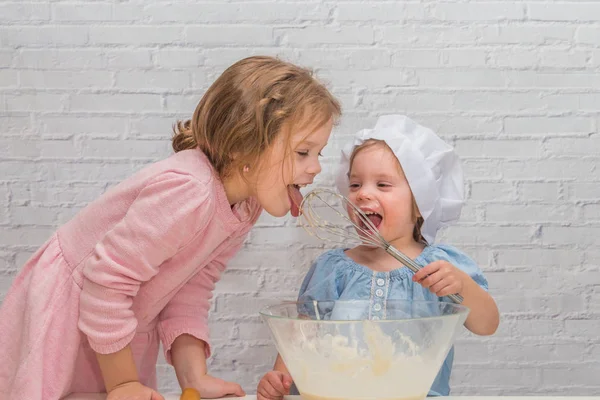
{"left": 312, "top": 248, "right": 380, "bottom": 280}
{"left": 417, "top": 243, "right": 473, "bottom": 264}
{"left": 314, "top": 247, "right": 347, "bottom": 263}
{"left": 314, "top": 248, "right": 364, "bottom": 269}
{"left": 112, "top": 149, "right": 216, "bottom": 199}
{"left": 299, "top": 248, "right": 371, "bottom": 300}
{"left": 418, "top": 244, "right": 488, "bottom": 288}
{"left": 311, "top": 248, "right": 351, "bottom": 274}
{"left": 152, "top": 148, "right": 217, "bottom": 184}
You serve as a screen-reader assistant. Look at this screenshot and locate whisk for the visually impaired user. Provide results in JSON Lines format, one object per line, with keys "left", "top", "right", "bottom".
{"left": 299, "top": 188, "right": 463, "bottom": 304}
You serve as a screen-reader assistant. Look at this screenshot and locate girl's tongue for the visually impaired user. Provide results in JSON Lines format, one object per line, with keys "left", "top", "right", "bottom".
{"left": 367, "top": 214, "right": 383, "bottom": 228}
{"left": 288, "top": 185, "right": 303, "bottom": 217}
{"left": 358, "top": 211, "right": 382, "bottom": 231}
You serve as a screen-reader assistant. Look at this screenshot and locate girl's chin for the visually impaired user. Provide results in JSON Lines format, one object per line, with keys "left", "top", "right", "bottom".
{"left": 264, "top": 204, "right": 288, "bottom": 217}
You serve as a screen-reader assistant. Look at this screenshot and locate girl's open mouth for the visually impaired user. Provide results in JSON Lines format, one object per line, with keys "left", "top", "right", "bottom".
{"left": 358, "top": 211, "right": 382, "bottom": 231}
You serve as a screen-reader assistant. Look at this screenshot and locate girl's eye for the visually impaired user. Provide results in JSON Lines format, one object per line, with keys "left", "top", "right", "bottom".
{"left": 296, "top": 151, "right": 309, "bottom": 157}
{"left": 378, "top": 183, "right": 391, "bottom": 187}
{"left": 349, "top": 183, "right": 360, "bottom": 188}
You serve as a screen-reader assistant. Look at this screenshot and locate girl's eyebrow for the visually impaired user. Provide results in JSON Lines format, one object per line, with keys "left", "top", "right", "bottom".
{"left": 349, "top": 172, "right": 398, "bottom": 180}
{"left": 300, "top": 140, "right": 326, "bottom": 147}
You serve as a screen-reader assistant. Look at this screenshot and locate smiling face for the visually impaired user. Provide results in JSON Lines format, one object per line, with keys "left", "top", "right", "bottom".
{"left": 247, "top": 117, "right": 334, "bottom": 218}
{"left": 346, "top": 142, "right": 421, "bottom": 244}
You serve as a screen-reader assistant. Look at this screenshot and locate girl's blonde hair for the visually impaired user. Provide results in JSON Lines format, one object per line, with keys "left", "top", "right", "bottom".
{"left": 348, "top": 139, "right": 427, "bottom": 245}
{"left": 172, "top": 56, "right": 341, "bottom": 178}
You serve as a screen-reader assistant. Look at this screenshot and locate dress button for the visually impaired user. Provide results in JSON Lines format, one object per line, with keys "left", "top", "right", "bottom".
{"left": 375, "top": 289, "right": 384, "bottom": 297}
{"left": 373, "top": 303, "right": 382, "bottom": 311}
{"left": 377, "top": 278, "right": 385, "bottom": 286}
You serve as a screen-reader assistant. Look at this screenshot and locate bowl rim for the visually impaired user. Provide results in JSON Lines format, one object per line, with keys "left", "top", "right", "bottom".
{"left": 259, "top": 299, "right": 470, "bottom": 322}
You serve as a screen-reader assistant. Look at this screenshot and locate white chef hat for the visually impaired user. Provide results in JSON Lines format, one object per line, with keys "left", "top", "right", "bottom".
{"left": 335, "top": 114, "right": 464, "bottom": 244}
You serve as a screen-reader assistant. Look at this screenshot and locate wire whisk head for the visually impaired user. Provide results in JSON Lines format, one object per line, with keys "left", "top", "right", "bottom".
{"left": 299, "top": 188, "right": 389, "bottom": 249}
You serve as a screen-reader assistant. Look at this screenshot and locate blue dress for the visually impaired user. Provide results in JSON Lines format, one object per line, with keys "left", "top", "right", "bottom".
{"left": 295, "top": 244, "right": 489, "bottom": 396}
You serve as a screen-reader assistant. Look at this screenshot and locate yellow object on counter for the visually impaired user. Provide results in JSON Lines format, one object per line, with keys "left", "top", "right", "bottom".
{"left": 180, "top": 388, "right": 201, "bottom": 400}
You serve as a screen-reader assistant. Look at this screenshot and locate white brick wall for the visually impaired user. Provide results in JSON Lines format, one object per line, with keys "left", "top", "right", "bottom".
{"left": 1, "top": 0, "right": 599, "bottom": 396}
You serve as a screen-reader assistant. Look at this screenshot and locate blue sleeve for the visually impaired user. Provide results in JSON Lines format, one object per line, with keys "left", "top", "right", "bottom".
{"left": 296, "top": 251, "right": 342, "bottom": 317}
{"left": 429, "top": 244, "right": 489, "bottom": 291}
{"left": 298, "top": 251, "right": 341, "bottom": 301}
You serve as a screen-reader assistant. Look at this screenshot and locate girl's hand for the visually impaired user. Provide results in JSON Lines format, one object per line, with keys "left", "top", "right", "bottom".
{"left": 191, "top": 374, "right": 246, "bottom": 398}
{"left": 107, "top": 381, "right": 165, "bottom": 400}
{"left": 257, "top": 371, "right": 294, "bottom": 400}
{"left": 412, "top": 260, "right": 468, "bottom": 297}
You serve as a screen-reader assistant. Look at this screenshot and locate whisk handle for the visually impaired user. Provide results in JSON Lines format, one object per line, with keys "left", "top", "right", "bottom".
{"left": 385, "top": 245, "right": 464, "bottom": 304}
{"left": 445, "top": 293, "right": 464, "bottom": 304}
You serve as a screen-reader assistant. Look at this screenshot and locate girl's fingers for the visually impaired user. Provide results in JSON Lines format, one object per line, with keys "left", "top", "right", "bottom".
{"left": 282, "top": 373, "right": 293, "bottom": 390}
{"left": 266, "top": 373, "right": 286, "bottom": 394}
{"left": 257, "top": 387, "right": 271, "bottom": 400}
{"left": 258, "top": 385, "right": 282, "bottom": 400}
{"left": 436, "top": 282, "right": 460, "bottom": 297}
{"left": 419, "top": 275, "right": 433, "bottom": 288}
{"left": 225, "top": 382, "right": 246, "bottom": 397}
{"left": 412, "top": 261, "right": 443, "bottom": 282}
{"left": 261, "top": 380, "right": 282, "bottom": 398}
{"left": 429, "top": 279, "right": 450, "bottom": 294}
{"left": 152, "top": 390, "right": 166, "bottom": 400}
{"left": 419, "top": 270, "right": 445, "bottom": 289}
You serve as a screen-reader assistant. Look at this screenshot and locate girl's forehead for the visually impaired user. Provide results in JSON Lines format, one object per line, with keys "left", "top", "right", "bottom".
{"left": 354, "top": 143, "right": 398, "bottom": 162}
{"left": 351, "top": 145, "right": 406, "bottom": 176}
{"left": 291, "top": 117, "right": 333, "bottom": 143}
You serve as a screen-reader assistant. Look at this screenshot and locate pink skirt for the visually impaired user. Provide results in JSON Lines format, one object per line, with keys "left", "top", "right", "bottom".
{"left": 0, "top": 235, "right": 160, "bottom": 400}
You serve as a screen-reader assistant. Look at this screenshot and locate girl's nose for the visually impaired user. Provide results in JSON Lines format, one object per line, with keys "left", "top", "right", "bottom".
{"left": 356, "top": 187, "right": 372, "bottom": 201}
{"left": 306, "top": 157, "right": 322, "bottom": 176}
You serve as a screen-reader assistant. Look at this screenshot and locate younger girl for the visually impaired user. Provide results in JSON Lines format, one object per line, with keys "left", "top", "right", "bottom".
{"left": 0, "top": 56, "right": 341, "bottom": 400}
{"left": 257, "top": 114, "right": 499, "bottom": 400}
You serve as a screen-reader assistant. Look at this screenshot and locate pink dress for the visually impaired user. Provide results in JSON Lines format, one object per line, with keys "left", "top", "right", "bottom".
{"left": 0, "top": 149, "right": 262, "bottom": 399}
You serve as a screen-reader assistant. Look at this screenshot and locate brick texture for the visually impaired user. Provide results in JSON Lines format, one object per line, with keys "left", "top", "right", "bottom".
{"left": 1, "top": 0, "right": 599, "bottom": 396}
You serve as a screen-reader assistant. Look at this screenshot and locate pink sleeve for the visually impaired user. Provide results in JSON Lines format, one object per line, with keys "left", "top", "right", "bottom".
{"left": 158, "top": 235, "right": 246, "bottom": 364}
{"left": 78, "top": 172, "right": 212, "bottom": 354}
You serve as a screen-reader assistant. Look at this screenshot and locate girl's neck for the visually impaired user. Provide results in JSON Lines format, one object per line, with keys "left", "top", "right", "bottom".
{"left": 345, "top": 238, "right": 426, "bottom": 273}
{"left": 221, "top": 172, "right": 251, "bottom": 206}
{"left": 388, "top": 235, "right": 425, "bottom": 257}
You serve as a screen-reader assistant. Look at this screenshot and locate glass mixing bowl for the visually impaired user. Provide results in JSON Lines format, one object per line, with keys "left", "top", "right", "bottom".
{"left": 260, "top": 300, "right": 469, "bottom": 400}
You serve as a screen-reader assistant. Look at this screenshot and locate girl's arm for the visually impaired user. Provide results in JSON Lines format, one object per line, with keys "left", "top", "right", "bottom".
{"left": 95, "top": 345, "right": 139, "bottom": 391}
{"left": 171, "top": 334, "right": 208, "bottom": 388}
{"left": 170, "top": 334, "right": 244, "bottom": 397}
{"left": 158, "top": 240, "right": 246, "bottom": 397}
{"left": 78, "top": 173, "right": 213, "bottom": 389}
{"left": 96, "top": 347, "right": 164, "bottom": 399}
{"left": 459, "top": 275, "right": 499, "bottom": 335}
{"left": 158, "top": 245, "right": 238, "bottom": 369}
{"left": 157, "top": 259, "right": 222, "bottom": 368}
{"left": 79, "top": 173, "right": 212, "bottom": 352}
{"left": 413, "top": 260, "right": 499, "bottom": 336}
{"left": 273, "top": 353, "right": 290, "bottom": 374}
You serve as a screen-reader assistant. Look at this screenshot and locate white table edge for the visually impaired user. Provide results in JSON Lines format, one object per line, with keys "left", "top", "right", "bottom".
{"left": 64, "top": 395, "right": 600, "bottom": 400}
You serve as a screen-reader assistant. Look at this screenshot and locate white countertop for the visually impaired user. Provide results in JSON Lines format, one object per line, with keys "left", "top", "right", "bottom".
{"left": 64, "top": 396, "right": 600, "bottom": 400}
